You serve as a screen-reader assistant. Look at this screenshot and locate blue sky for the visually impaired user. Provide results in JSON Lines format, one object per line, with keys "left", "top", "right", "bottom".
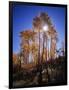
{"left": 13, "top": 3, "right": 66, "bottom": 53}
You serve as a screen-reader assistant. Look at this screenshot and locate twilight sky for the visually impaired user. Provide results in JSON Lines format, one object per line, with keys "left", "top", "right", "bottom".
{"left": 13, "top": 3, "right": 66, "bottom": 53}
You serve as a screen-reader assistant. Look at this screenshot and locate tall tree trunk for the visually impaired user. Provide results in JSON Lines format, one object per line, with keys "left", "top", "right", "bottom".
{"left": 38, "top": 30, "right": 40, "bottom": 64}
{"left": 37, "top": 30, "right": 42, "bottom": 84}
{"left": 27, "top": 40, "right": 29, "bottom": 64}
{"left": 50, "top": 37, "right": 52, "bottom": 60}
{"left": 42, "top": 32, "right": 45, "bottom": 63}
{"left": 50, "top": 37, "right": 53, "bottom": 81}
{"left": 46, "top": 35, "right": 47, "bottom": 61}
